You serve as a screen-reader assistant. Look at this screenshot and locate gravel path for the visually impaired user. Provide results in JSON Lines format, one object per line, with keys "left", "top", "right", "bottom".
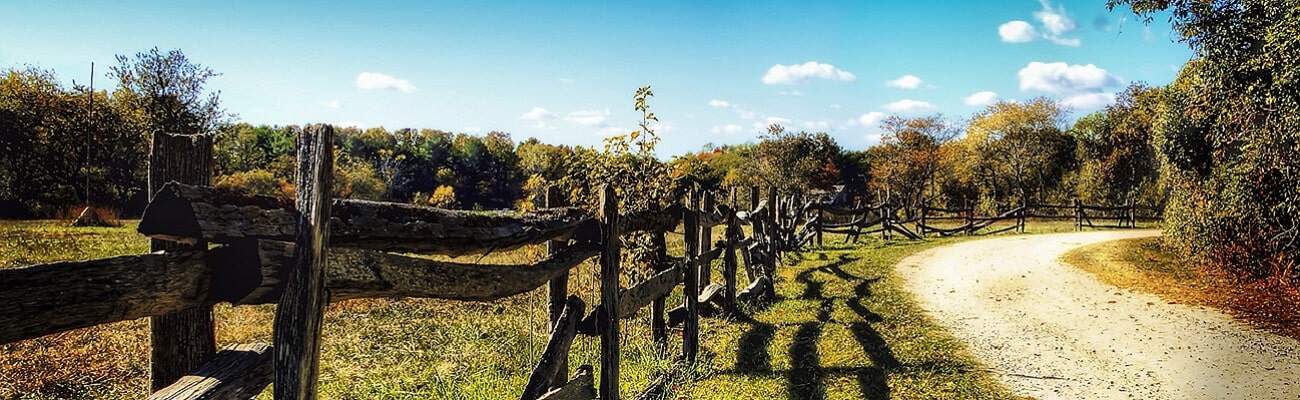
{"left": 898, "top": 231, "right": 1300, "bottom": 400}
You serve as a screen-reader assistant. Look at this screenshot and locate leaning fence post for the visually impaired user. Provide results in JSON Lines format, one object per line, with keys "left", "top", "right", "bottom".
{"left": 598, "top": 185, "right": 620, "bottom": 400}
{"left": 650, "top": 226, "right": 668, "bottom": 348}
{"left": 273, "top": 124, "right": 334, "bottom": 399}
{"left": 544, "top": 185, "right": 570, "bottom": 384}
{"left": 147, "top": 132, "right": 217, "bottom": 390}
{"left": 766, "top": 189, "right": 777, "bottom": 259}
{"left": 683, "top": 189, "right": 701, "bottom": 363}
{"left": 1019, "top": 197, "right": 1027, "bottom": 233}
{"left": 699, "top": 192, "right": 714, "bottom": 293}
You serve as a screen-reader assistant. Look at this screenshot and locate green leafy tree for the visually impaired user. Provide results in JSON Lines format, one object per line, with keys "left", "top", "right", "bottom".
{"left": 111, "top": 47, "right": 228, "bottom": 136}
{"left": 1111, "top": 0, "right": 1300, "bottom": 282}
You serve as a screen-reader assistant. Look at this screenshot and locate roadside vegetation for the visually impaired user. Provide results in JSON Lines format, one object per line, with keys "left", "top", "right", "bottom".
{"left": 1063, "top": 237, "right": 1300, "bottom": 340}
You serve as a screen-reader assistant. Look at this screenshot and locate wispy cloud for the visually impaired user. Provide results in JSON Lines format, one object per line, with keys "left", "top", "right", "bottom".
{"left": 708, "top": 99, "right": 731, "bottom": 108}
{"left": 322, "top": 99, "right": 342, "bottom": 109}
{"left": 564, "top": 109, "right": 610, "bottom": 127}
{"left": 963, "top": 91, "right": 999, "bottom": 107}
{"left": 711, "top": 124, "right": 743, "bottom": 135}
{"left": 355, "top": 72, "right": 416, "bottom": 93}
{"left": 762, "top": 61, "right": 856, "bottom": 85}
{"left": 886, "top": 74, "right": 925, "bottom": 89}
{"left": 520, "top": 106, "right": 557, "bottom": 129}
{"left": 884, "top": 99, "right": 935, "bottom": 113}
{"left": 999, "top": 21, "right": 1037, "bottom": 43}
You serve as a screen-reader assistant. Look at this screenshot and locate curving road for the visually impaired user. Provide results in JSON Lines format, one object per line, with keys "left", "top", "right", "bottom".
{"left": 898, "top": 231, "right": 1300, "bottom": 400}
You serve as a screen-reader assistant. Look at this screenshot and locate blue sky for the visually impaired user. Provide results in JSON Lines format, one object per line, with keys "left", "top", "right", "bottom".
{"left": 1, "top": 0, "right": 1191, "bottom": 155}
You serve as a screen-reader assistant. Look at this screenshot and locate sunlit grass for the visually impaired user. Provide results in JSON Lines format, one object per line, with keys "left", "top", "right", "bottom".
{"left": 0, "top": 220, "right": 1102, "bottom": 398}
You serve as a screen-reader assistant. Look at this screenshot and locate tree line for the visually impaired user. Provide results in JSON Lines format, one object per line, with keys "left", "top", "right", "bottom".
{"left": 3, "top": 0, "right": 1297, "bottom": 288}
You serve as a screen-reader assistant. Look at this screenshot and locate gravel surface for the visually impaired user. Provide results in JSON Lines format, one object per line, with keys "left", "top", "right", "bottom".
{"left": 898, "top": 231, "right": 1300, "bottom": 400}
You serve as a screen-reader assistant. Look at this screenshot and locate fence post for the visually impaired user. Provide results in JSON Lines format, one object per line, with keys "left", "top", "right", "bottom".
{"left": 650, "top": 229, "right": 668, "bottom": 348}
{"left": 918, "top": 197, "right": 927, "bottom": 238}
{"left": 766, "top": 189, "right": 778, "bottom": 262}
{"left": 724, "top": 188, "right": 739, "bottom": 313}
{"left": 699, "top": 192, "right": 714, "bottom": 293}
{"left": 683, "top": 189, "right": 701, "bottom": 363}
{"left": 273, "top": 124, "right": 334, "bottom": 399}
{"left": 749, "top": 185, "right": 760, "bottom": 212}
{"left": 1019, "top": 197, "right": 1027, "bottom": 233}
{"left": 815, "top": 207, "right": 824, "bottom": 248}
{"left": 147, "top": 132, "right": 216, "bottom": 390}
{"left": 598, "top": 185, "right": 620, "bottom": 400}
{"left": 544, "top": 186, "right": 570, "bottom": 383}
{"left": 964, "top": 198, "right": 973, "bottom": 236}
{"left": 1074, "top": 198, "right": 1082, "bottom": 231}
{"left": 884, "top": 202, "right": 893, "bottom": 240}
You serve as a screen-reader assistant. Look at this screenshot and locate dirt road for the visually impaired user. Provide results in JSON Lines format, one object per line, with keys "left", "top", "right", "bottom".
{"left": 899, "top": 231, "right": 1300, "bottom": 399}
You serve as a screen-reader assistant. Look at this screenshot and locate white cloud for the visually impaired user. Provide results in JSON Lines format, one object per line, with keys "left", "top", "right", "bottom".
{"left": 520, "top": 107, "right": 557, "bottom": 128}
{"left": 753, "top": 116, "right": 792, "bottom": 131}
{"left": 322, "top": 99, "right": 342, "bottom": 109}
{"left": 334, "top": 120, "right": 364, "bottom": 128}
{"left": 761, "top": 61, "right": 856, "bottom": 85}
{"left": 708, "top": 99, "right": 731, "bottom": 108}
{"left": 558, "top": 78, "right": 576, "bottom": 84}
{"left": 857, "top": 112, "right": 887, "bottom": 128}
{"left": 564, "top": 109, "right": 610, "bottom": 127}
{"left": 1034, "top": 0, "right": 1076, "bottom": 35}
{"left": 884, "top": 99, "right": 935, "bottom": 113}
{"left": 355, "top": 72, "right": 416, "bottom": 93}
{"left": 778, "top": 90, "right": 804, "bottom": 96}
{"left": 998, "top": 1, "right": 1080, "bottom": 47}
{"left": 964, "top": 91, "right": 1000, "bottom": 106}
{"left": 829, "top": 104, "right": 842, "bottom": 109}
{"left": 711, "top": 124, "right": 743, "bottom": 135}
{"left": 886, "top": 74, "right": 924, "bottom": 89}
{"left": 650, "top": 122, "right": 674, "bottom": 134}
{"left": 1061, "top": 92, "right": 1116, "bottom": 110}
{"left": 999, "top": 20, "right": 1037, "bottom": 43}
{"left": 1018, "top": 62, "right": 1119, "bottom": 93}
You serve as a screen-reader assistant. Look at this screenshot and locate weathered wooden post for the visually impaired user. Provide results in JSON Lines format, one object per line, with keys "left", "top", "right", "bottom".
{"left": 1019, "top": 196, "right": 1027, "bottom": 233}
{"left": 918, "top": 197, "right": 927, "bottom": 238}
{"left": 724, "top": 188, "right": 739, "bottom": 313}
{"left": 683, "top": 189, "right": 701, "bottom": 363}
{"left": 598, "top": 185, "right": 620, "bottom": 400}
{"left": 544, "top": 185, "right": 570, "bottom": 383}
{"left": 273, "top": 124, "right": 334, "bottom": 399}
{"left": 766, "top": 189, "right": 777, "bottom": 257}
{"left": 964, "top": 197, "right": 974, "bottom": 236}
{"left": 699, "top": 192, "right": 714, "bottom": 293}
{"left": 1073, "top": 198, "right": 1082, "bottom": 231}
{"left": 749, "top": 186, "right": 760, "bottom": 215}
{"left": 650, "top": 228, "right": 668, "bottom": 348}
{"left": 148, "top": 132, "right": 216, "bottom": 390}
{"left": 815, "top": 205, "right": 824, "bottom": 248}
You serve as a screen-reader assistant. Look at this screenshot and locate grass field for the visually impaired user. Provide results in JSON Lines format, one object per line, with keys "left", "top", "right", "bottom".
{"left": 0, "top": 219, "right": 1132, "bottom": 399}
{"left": 1062, "top": 236, "right": 1300, "bottom": 341}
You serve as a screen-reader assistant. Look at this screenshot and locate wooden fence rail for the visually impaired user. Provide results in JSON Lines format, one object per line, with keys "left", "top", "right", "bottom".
{"left": 0, "top": 129, "right": 812, "bottom": 399}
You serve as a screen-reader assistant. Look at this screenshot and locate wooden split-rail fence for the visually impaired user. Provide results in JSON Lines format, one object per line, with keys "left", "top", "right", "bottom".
{"left": 0, "top": 126, "right": 819, "bottom": 400}
{"left": 802, "top": 197, "right": 1161, "bottom": 243}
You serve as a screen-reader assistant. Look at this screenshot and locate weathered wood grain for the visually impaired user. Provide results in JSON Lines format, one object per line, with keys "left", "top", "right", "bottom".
{"left": 597, "top": 186, "right": 620, "bottom": 400}
{"left": 521, "top": 296, "right": 585, "bottom": 400}
{"left": 273, "top": 124, "right": 333, "bottom": 400}
{"left": 148, "top": 343, "right": 273, "bottom": 400}
{"left": 619, "top": 204, "right": 682, "bottom": 234}
{"left": 147, "top": 131, "right": 216, "bottom": 390}
{"left": 538, "top": 365, "right": 596, "bottom": 400}
{"left": 0, "top": 242, "right": 599, "bottom": 345}
{"left": 138, "top": 182, "right": 590, "bottom": 256}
